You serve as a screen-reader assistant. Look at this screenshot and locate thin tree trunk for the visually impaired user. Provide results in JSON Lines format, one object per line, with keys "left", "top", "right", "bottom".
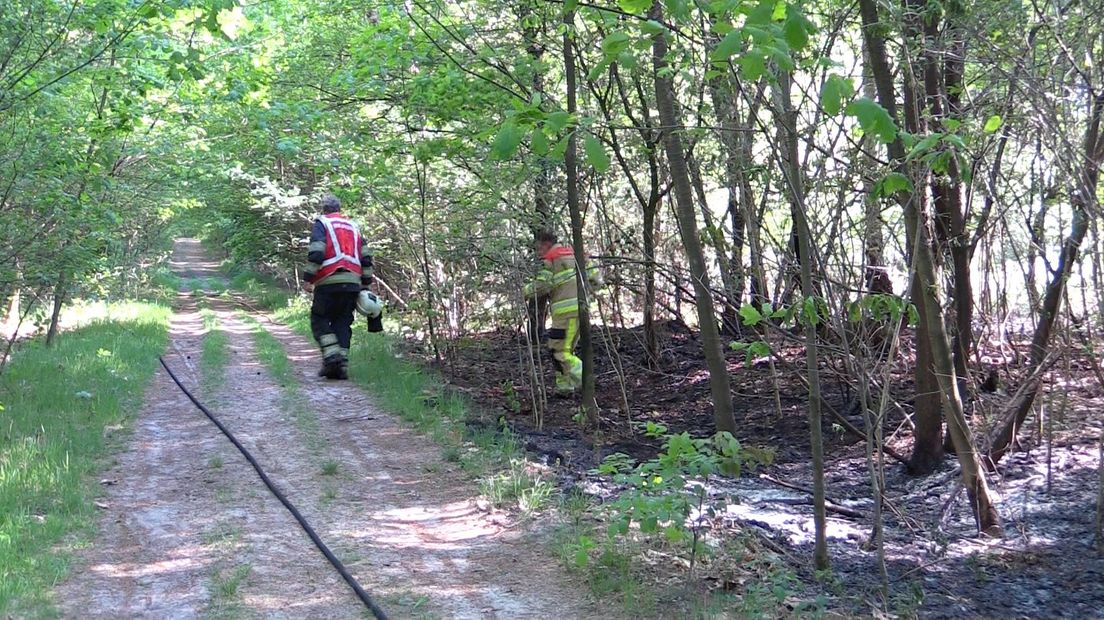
{"left": 776, "top": 72, "right": 829, "bottom": 569}
{"left": 45, "top": 271, "right": 67, "bottom": 347}
{"left": 650, "top": 0, "right": 735, "bottom": 433}
{"left": 708, "top": 72, "right": 749, "bottom": 319}
{"left": 563, "top": 6, "right": 597, "bottom": 419}
{"left": 643, "top": 186, "right": 660, "bottom": 367}
{"left": 861, "top": 49, "right": 892, "bottom": 295}
{"left": 858, "top": 0, "right": 943, "bottom": 475}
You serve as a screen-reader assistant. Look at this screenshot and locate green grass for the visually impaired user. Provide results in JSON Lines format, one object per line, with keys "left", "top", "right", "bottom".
{"left": 199, "top": 308, "right": 231, "bottom": 392}
{"left": 206, "top": 563, "right": 252, "bottom": 618}
{"left": 0, "top": 302, "right": 170, "bottom": 617}
{"left": 479, "top": 459, "right": 553, "bottom": 514}
{"left": 321, "top": 460, "right": 339, "bottom": 476}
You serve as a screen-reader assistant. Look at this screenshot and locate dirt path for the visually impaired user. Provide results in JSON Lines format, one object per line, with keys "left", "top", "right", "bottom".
{"left": 56, "top": 239, "right": 603, "bottom": 619}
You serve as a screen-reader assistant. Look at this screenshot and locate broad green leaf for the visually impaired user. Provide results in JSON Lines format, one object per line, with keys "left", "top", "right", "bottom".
{"left": 983, "top": 115, "right": 1003, "bottom": 133}
{"left": 906, "top": 133, "right": 942, "bottom": 161}
{"left": 618, "top": 0, "right": 652, "bottom": 13}
{"left": 820, "top": 74, "right": 853, "bottom": 116}
{"left": 546, "top": 111, "right": 572, "bottom": 132}
{"left": 746, "top": 0, "right": 775, "bottom": 25}
{"left": 739, "top": 55, "right": 767, "bottom": 81}
{"left": 531, "top": 128, "right": 549, "bottom": 155}
{"left": 738, "top": 303, "right": 763, "bottom": 326}
{"left": 845, "top": 97, "right": 897, "bottom": 143}
{"left": 640, "top": 19, "right": 667, "bottom": 36}
{"left": 783, "top": 12, "right": 810, "bottom": 51}
{"left": 875, "top": 172, "right": 912, "bottom": 197}
{"left": 711, "top": 30, "right": 743, "bottom": 61}
{"left": 491, "top": 122, "right": 522, "bottom": 160}
{"left": 802, "top": 296, "right": 820, "bottom": 326}
{"left": 601, "top": 31, "right": 631, "bottom": 54}
{"left": 584, "top": 134, "right": 611, "bottom": 172}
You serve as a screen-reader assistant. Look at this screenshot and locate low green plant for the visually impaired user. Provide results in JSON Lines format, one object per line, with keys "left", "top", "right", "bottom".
{"left": 206, "top": 564, "right": 252, "bottom": 618}
{"left": 501, "top": 380, "right": 521, "bottom": 413}
{"left": 321, "top": 460, "right": 339, "bottom": 476}
{"left": 479, "top": 459, "right": 553, "bottom": 514}
{"left": 597, "top": 431, "right": 767, "bottom": 576}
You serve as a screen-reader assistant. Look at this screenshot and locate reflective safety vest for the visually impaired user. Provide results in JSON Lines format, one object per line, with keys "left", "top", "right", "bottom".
{"left": 315, "top": 214, "right": 363, "bottom": 282}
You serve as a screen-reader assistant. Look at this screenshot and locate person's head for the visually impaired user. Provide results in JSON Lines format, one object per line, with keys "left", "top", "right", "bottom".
{"left": 534, "top": 230, "right": 557, "bottom": 256}
{"left": 321, "top": 194, "right": 342, "bottom": 214}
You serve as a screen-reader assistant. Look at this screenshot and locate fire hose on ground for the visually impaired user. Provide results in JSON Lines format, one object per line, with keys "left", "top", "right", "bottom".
{"left": 158, "top": 356, "right": 389, "bottom": 620}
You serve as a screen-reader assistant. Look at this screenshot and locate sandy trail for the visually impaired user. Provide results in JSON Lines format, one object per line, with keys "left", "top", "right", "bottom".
{"left": 56, "top": 239, "right": 603, "bottom": 619}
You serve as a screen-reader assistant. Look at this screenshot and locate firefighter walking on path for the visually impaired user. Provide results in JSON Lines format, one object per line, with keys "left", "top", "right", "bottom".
{"left": 301, "top": 194, "right": 373, "bottom": 380}
{"left": 523, "top": 231, "right": 601, "bottom": 394}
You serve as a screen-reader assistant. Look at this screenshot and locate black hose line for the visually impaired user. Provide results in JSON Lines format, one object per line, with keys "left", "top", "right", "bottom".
{"left": 158, "top": 357, "right": 390, "bottom": 620}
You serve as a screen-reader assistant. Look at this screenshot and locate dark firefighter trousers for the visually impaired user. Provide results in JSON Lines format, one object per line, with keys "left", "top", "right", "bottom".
{"left": 310, "top": 284, "right": 359, "bottom": 361}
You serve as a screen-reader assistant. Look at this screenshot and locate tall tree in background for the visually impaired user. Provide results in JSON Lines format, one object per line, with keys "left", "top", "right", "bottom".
{"left": 563, "top": 6, "right": 598, "bottom": 419}
{"left": 650, "top": 0, "right": 735, "bottom": 434}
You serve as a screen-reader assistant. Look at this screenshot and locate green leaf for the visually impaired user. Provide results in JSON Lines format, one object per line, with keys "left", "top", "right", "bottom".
{"left": 875, "top": 172, "right": 912, "bottom": 197}
{"left": 783, "top": 13, "right": 809, "bottom": 51}
{"left": 711, "top": 30, "right": 743, "bottom": 61}
{"left": 801, "top": 296, "right": 820, "bottom": 327}
{"left": 601, "top": 31, "right": 631, "bottom": 55}
{"left": 906, "top": 133, "right": 942, "bottom": 161}
{"left": 640, "top": 19, "right": 667, "bottom": 36}
{"left": 738, "top": 303, "right": 764, "bottom": 326}
{"left": 491, "top": 122, "right": 522, "bottom": 160}
{"left": 618, "top": 0, "right": 653, "bottom": 13}
{"left": 546, "top": 111, "right": 572, "bottom": 132}
{"left": 584, "top": 134, "right": 610, "bottom": 172}
{"left": 531, "top": 128, "right": 549, "bottom": 155}
{"left": 746, "top": 0, "right": 775, "bottom": 25}
{"left": 845, "top": 97, "right": 897, "bottom": 143}
{"left": 820, "top": 74, "right": 853, "bottom": 116}
{"left": 739, "top": 54, "right": 767, "bottom": 81}
{"left": 983, "top": 114, "right": 1003, "bottom": 133}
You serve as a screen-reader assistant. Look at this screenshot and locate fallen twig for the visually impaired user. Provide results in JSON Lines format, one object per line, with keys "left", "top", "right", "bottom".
{"left": 758, "top": 474, "right": 868, "bottom": 519}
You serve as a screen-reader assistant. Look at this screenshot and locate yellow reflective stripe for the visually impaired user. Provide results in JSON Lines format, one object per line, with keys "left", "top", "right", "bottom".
{"left": 308, "top": 240, "right": 326, "bottom": 252}
{"left": 564, "top": 318, "right": 578, "bottom": 347}
{"left": 551, "top": 298, "right": 579, "bottom": 316}
{"left": 322, "top": 344, "right": 341, "bottom": 357}
{"left": 320, "top": 334, "right": 338, "bottom": 346}
{"left": 551, "top": 268, "right": 576, "bottom": 285}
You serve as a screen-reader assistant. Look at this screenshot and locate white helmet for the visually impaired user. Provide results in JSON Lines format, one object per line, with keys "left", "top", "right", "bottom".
{"left": 356, "top": 290, "right": 383, "bottom": 318}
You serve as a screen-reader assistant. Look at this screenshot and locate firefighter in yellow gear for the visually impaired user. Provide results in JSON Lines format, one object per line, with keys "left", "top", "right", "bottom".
{"left": 523, "top": 231, "right": 602, "bottom": 393}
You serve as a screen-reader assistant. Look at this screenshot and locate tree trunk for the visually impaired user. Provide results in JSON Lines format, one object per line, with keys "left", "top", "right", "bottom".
{"left": 643, "top": 184, "right": 660, "bottom": 368}
{"left": 687, "top": 152, "right": 740, "bottom": 334}
{"left": 775, "top": 71, "right": 829, "bottom": 569}
{"left": 858, "top": 0, "right": 999, "bottom": 532}
{"left": 563, "top": 6, "right": 598, "bottom": 419}
{"left": 650, "top": 0, "right": 735, "bottom": 434}
{"left": 858, "top": 0, "right": 944, "bottom": 475}
{"left": 45, "top": 271, "right": 67, "bottom": 347}
{"left": 913, "top": 225, "right": 1002, "bottom": 534}
{"left": 708, "top": 71, "right": 750, "bottom": 322}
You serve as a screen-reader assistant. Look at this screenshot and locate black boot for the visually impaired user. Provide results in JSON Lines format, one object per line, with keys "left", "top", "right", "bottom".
{"left": 321, "top": 354, "right": 343, "bottom": 380}
{"left": 337, "top": 358, "right": 349, "bottom": 380}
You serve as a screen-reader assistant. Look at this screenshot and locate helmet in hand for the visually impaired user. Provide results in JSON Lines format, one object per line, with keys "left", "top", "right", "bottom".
{"left": 356, "top": 290, "right": 383, "bottom": 318}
